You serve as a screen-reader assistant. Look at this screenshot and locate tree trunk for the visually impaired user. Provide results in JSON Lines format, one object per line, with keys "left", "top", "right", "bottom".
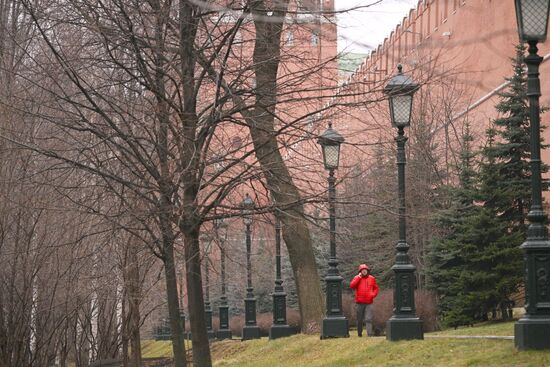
{"left": 183, "top": 229, "right": 212, "bottom": 367}
{"left": 247, "top": 0, "right": 325, "bottom": 332}
{"left": 161, "top": 230, "right": 187, "bottom": 367}
{"left": 177, "top": 0, "right": 211, "bottom": 364}
{"left": 124, "top": 240, "right": 142, "bottom": 367}
{"left": 128, "top": 263, "right": 142, "bottom": 367}
{"left": 121, "top": 293, "right": 129, "bottom": 367}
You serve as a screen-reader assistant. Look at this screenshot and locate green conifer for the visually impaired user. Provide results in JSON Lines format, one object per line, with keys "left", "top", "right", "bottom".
{"left": 429, "top": 44, "right": 544, "bottom": 325}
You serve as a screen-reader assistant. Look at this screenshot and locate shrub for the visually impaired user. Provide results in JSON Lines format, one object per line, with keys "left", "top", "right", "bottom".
{"left": 188, "top": 291, "right": 438, "bottom": 338}
{"left": 372, "top": 289, "right": 394, "bottom": 335}
{"left": 415, "top": 289, "right": 439, "bottom": 332}
{"left": 342, "top": 293, "right": 357, "bottom": 326}
{"left": 229, "top": 315, "right": 244, "bottom": 337}
{"left": 286, "top": 308, "right": 301, "bottom": 330}
{"left": 229, "top": 308, "right": 300, "bottom": 337}
{"left": 256, "top": 312, "right": 272, "bottom": 337}
{"left": 370, "top": 288, "right": 439, "bottom": 335}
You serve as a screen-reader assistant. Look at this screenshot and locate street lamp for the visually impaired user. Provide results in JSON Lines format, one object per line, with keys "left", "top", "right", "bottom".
{"left": 215, "top": 218, "right": 232, "bottom": 340}
{"left": 241, "top": 194, "right": 260, "bottom": 340}
{"left": 201, "top": 234, "right": 216, "bottom": 340}
{"left": 514, "top": 0, "right": 550, "bottom": 350}
{"left": 318, "top": 124, "right": 349, "bottom": 339}
{"left": 384, "top": 64, "right": 423, "bottom": 341}
{"left": 269, "top": 210, "right": 294, "bottom": 339}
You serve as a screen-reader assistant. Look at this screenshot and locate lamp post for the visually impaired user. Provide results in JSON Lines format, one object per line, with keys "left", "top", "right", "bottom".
{"left": 241, "top": 194, "right": 260, "bottom": 340}
{"left": 202, "top": 235, "right": 216, "bottom": 340}
{"left": 269, "top": 211, "right": 294, "bottom": 339}
{"left": 514, "top": 0, "right": 550, "bottom": 350}
{"left": 384, "top": 64, "right": 423, "bottom": 341}
{"left": 215, "top": 218, "right": 232, "bottom": 340}
{"left": 318, "top": 125, "right": 349, "bottom": 339}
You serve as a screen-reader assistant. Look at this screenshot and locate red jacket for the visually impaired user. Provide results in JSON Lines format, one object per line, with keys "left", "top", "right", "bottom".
{"left": 350, "top": 274, "right": 379, "bottom": 304}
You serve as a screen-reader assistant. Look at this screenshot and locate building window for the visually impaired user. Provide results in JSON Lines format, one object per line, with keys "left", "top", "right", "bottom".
{"left": 297, "top": 0, "right": 318, "bottom": 11}
{"left": 286, "top": 31, "right": 294, "bottom": 46}
{"left": 234, "top": 30, "right": 242, "bottom": 44}
{"left": 404, "top": 27, "right": 408, "bottom": 55}
{"left": 426, "top": 2, "right": 431, "bottom": 36}
{"left": 306, "top": 115, "right": 315, "bottom": 133}
{"left": 435, "top": 0, "right": 439, "bottom": 28}
{"left": 311, "top": 30, "right": 319, "bottom": 45}
{"left": 419, "top": 10, "right": 424, "bottom": 41}
{"left": 231, "top": 136, "right": 242, "bottom": 149}
{"left": 397, "top": 35, "right": 401, "bottom": 61}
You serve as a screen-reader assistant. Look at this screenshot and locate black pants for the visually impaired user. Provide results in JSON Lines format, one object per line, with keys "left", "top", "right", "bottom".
{"left": 356, "top": 303, "right": 373, "bottom": 336}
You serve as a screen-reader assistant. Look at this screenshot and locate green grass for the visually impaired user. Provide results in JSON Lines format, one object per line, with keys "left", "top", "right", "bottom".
{"left": 209, "top": 323, "right": 549, "bottom": 367}
{"left": 141, "top": 323, "right": 550, "bottom": 367}
{"left": 430, "top": 321, "right": 514, "bottom": 336}
{"left": 142, "top": 339, "right": 178, "bottom": 358}
{"left": 141, "top": 338, "right": 195, "bottom": 359}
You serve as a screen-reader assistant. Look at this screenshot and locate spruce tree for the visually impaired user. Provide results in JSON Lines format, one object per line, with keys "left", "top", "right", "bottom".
{"left": 476, "top": 128, "right": 523, "bottom": 318}
{"left": 484, "top": 47, "right": 529, "bottom": 230}
{"left": 483, "top": 44, "right": 547, "bottom": 233}
{"left": 430, "top": 44, "right": 546, "bottom": 326}
{"left": 479, "top": 44, "right": 547, "bottom": 316}
{"left": 428, "top": 124, "right": 481, "bottom": 327}
{"left": 429, "top": 126, "right": 523, "bottom": 327}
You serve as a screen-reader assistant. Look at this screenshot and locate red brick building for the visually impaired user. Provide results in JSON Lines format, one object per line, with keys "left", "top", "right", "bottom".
{"left": 330, "top": 0, "right": 550, "bottom": 180}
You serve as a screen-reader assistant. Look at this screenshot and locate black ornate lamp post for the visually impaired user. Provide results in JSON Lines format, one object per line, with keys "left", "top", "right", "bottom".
{"left": 202, "top": 235, "right": 216, "bottom": 340}
{"left": 269, "top": 211, "right": 294, "bottom": 339}
{"left": 318, "top": 125, "right": 349, "bottom": 339}
{"left": 215, "top": 218, "right": 232, "bottom": 340}
{"left": 241, "top": 194, "right": 261, "bottom": 340}
{"left": 384, "top": 64, "right": 423, "bottom": 341}
{"left": 514, "top": 0, "right": 550, "bottom": 350}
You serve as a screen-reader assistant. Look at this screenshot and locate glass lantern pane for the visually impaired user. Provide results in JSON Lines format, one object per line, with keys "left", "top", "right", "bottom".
{"left": 323, "top": 144, "right": 340, "bottom": 169}
{"left": 520, "top": 0, "right": 550, "bottom": 40}
{"left": 391, "top": 94, "right": 412, "bottom": 126}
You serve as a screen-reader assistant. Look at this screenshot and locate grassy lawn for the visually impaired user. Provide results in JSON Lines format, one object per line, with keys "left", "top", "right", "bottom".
{"left": 141, "top": 339, "right": 192, "bottom": 358}
{"left": 143, "top": 322, "right": 550, "bottom": 366}
{"left": 429, "top": 320, "right": 514, "bottom": 336}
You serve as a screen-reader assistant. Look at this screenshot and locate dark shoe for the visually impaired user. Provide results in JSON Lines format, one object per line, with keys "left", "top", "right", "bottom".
{"left": 358, "top": 334, "right": 362, "bottom": 337}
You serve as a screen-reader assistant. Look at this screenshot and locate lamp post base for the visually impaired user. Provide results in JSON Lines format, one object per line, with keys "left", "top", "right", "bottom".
{"left": 269, "top": 324, "right": 294, "bottom": 340}
{"left": 242, "top": 326, "right": 261, "bottom": 340}
{"left": 216, "top": 329, "right": 232, "bottom": 340}
{"left": 205, "top": 308, "right": 215, "bottom": 340}
{"left": 320, "top": 317, "right": 349, "bottom": 339}
{"left": 515, "top": 318, "right": 550, "bottom": 350}
{"left": 386, "top": 317, "right": 423, "bottom": 341}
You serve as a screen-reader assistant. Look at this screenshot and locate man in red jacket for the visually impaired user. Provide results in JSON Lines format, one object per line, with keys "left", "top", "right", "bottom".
{"left": 350, "top": 264, "right": 379, "bottom": 337}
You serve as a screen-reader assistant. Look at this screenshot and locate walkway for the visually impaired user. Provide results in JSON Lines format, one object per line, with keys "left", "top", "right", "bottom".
{"left": 425, "top": 335, "right": 513, "bottom": 340}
